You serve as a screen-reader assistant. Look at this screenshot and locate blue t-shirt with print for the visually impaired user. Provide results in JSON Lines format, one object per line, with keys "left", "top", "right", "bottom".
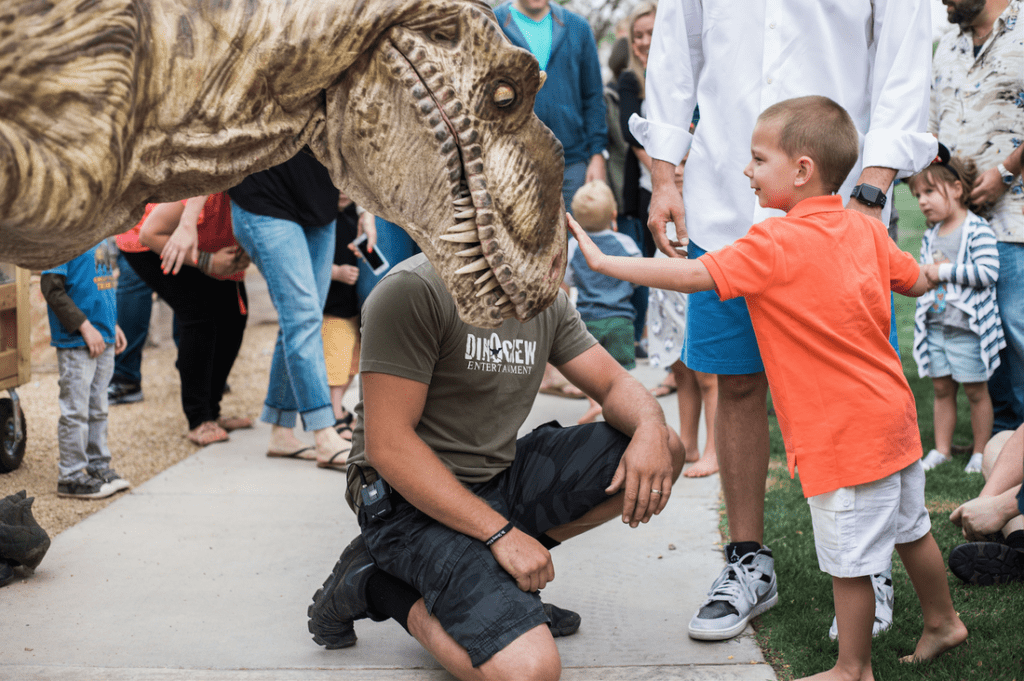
{"left": 510, "top": 7, "right": 553, "bottom": 71}
{"left": 43, "top": 240, "right": 119, "bottom": 348}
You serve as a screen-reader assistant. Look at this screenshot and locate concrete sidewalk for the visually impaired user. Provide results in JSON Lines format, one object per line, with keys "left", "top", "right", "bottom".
{"left": 1, "top": 363, "right": 776, "bottom": 680}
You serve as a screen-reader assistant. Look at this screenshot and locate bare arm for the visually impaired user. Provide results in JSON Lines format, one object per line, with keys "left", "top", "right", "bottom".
{"left": 557, "top": 345, "right": 680, "bottom": 527}
{"left": 362, "top": 372, "right": 554, "bottom": 592}
{"left": 847, "top": 167, "right": 898, "bottom": 221}
{"left": 648, "top": 160, "right": 688, "bottom": 257}
{"left": 568, "top": 213, "right": 714, "bottom": 293}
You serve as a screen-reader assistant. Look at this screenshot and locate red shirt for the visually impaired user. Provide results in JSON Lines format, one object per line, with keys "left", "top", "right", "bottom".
{"left": 701, "top": 195, "right": 922, "bottom": 497}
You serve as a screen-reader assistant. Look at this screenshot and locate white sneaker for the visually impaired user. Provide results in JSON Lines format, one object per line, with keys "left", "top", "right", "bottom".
{"left": 688, "top": 546, "right": 778, "bottom": 641}
{"left": 963, "top": 452, "right": 984, "bottom": 473}
{"left": 921, "top": 449, "right": 951, "bottom": 471}
{"left": 828, "top": 569, "right": 894, "bottom": 641}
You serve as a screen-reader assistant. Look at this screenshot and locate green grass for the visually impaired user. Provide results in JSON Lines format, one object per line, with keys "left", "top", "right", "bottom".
{"left": 752, "top": 185, "right": 1024, "bottom": 680}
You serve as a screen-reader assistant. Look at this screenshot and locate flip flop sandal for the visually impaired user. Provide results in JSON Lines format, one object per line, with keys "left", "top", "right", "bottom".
{"left": 649, "top": 380, "right": 677, "bottom": 397}
{"left": 333, "top": 412, "right": 355, "bottom": 439}
{"left": 317, "top": 443, "right": 352, "bottom": 471}
{"left": 266, "top": 446, "right": 317, "bottom": 460}
{"left": 217, "top": 415, "right": 253, "bottom": 431}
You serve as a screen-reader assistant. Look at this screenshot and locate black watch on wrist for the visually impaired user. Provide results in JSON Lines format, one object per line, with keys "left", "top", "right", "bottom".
{"left": 850, "top": 184, "right": 887, "bottom": 209}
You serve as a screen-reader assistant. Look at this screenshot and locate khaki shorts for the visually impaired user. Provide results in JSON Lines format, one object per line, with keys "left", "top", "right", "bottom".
{"left": 322, "top": 315, "right": 360, "bottom": 385}
{"left": 807, "top": 461, "right": 930, "bottom": 578}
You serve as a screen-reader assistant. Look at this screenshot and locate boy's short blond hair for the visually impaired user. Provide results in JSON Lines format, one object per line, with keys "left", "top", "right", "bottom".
{"left": 758, "top": 96, "right": 860, "bottom": 194}
{"left": 571, "top": 180, "right": 617, "bottom": 232}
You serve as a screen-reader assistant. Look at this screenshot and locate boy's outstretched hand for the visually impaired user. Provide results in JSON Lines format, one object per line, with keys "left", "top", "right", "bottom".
{"left": 566, "top": 213, "right": 608, "bottom": 274}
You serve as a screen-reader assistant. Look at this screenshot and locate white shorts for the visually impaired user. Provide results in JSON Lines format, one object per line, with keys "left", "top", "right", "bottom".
{"left": 807, "top": 461, "right": 930, "bottom": 578}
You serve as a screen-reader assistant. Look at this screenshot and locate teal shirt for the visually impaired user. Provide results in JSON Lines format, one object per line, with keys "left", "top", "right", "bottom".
{"left": 510, "top": 7, "right": 553, "bottom": 71}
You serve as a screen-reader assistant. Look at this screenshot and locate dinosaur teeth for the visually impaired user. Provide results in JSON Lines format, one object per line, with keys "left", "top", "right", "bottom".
{"left": 453, "top": 197, "right": 472, "bottom": 207}
{"left": 476, "top": 279, "right": 501, "bottom": 297}
{"left": 456, "top": 246, "right": 483, "bottom": 257}
{"left": 454, "top": 209, "right": 476, "bottom": 220}
{"left": 499, "top": 303, "right": 515, "bottom": 314}
{"left": 494, "top": 294, "right": 511, "bottom": 306}
{"left": 475, "top": 270, "right": 495, "bottom": 285}
{"left": 440, "top": 231, "right": 480, "bottom": 243}
{"left": 448, "top": 220, "right": 476, "bottom": 233}
{"left": 455, "top": 258, "right": 490, "bottom": 275}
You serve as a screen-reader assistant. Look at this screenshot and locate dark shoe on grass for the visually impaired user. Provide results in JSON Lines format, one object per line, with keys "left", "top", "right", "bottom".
{"left": 544, "top": 602, "right": 581, "bottom": 637}
{"left": 308, "top": 534, "right": 379, "bottom": 649}
{"left": 948, "top": 542, "right": 1023, "bottom": 585}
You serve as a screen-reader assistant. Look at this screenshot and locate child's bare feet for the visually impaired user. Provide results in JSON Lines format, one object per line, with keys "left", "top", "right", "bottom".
{"left": 577, "top": 399, "right": 603, "bottom": 425}
{"left": 795, "top": 665, "right": 873, "bottom": 681}
{"left": 899, "top": 617, "right": 967, "bottom": 663}
{"left": 684, "top": 450, "right": 719, "bottom": 477}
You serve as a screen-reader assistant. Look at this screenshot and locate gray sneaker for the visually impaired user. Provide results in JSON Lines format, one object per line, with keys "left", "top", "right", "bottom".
{"left": 87, "top": 465, "right": 131, "bottom": 493}
{"left": 57, "top": 472, "right": 118, "bottom": 500}
{"left": 688, "top": 546, "right": 778, "bottom": 640}
{"left": 828, "top": 569, "right": 893, "bottom": 640}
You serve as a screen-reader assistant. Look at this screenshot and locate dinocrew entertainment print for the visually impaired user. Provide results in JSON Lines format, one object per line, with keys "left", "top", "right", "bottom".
{"left": 349, "top": 254, "right": 596, "bottom": 484}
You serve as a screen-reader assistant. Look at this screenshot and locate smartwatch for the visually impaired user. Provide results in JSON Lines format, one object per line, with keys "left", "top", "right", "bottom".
{"left": 850, "top": 184, "right": 887, "bottom": 209}
{"left": 997, "top": 163, "right": 1015, "bottom": 186}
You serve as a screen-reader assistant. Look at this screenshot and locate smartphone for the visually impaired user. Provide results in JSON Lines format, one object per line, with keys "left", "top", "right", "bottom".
{"left": 354, "top": 233, "right": 389, "bottom": 275}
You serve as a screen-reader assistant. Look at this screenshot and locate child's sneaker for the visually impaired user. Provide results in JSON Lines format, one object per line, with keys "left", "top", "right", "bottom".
{"left": 107, "top": 381, "right": 143, "bottom": 406}
{"left": 963, "top": 452, "right": 984, "bottom": 473}
{"left": 828, "top": 569, "right": 893, "bottom": 640}
{"left": 86, "top": 465, "right": 131, "bottom": 493}
{"left": 57, "top": 472, "right": 118, "bottom": 499}
{"left": 920, "top": 448, "right": 951, "bottom": 470}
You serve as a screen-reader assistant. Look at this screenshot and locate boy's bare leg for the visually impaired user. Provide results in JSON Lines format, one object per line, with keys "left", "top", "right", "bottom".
{"left": 895, "top": 532, "right": 968, "bottom": 662}
{"left": 797, "top": 575, "right": 874, "bottom": 681}
{"left": 962, "top": 382, "right": 993, "bottom": 458}
{"left": 407, "top": 600, "right": 560, "bottom": 681}
{"left": 673, "top": 361, "right": 702, "bottom": 463}
{"left": 716, "top": 372, "right": 770, "bottom": 544}
{"left": 931, "top": 377, "right": 958, "bottom": 458}
{"left": 685, "top": 370, "right": 719, "bottom": 477}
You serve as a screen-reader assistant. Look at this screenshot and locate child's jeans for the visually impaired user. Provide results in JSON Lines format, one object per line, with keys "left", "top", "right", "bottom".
{"left": 57, "top": 345, "right": 114, "bottom": 480}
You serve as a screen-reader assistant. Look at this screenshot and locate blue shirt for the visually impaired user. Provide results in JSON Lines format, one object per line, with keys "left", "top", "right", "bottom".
{"left": 510, "top": 7, "right": 553, "bottom": 71}
{"left": 43, "top": 241, "right": 118, "bottom": 348}
{"left": 566, "top": 229, "right": 640, "bottom": 321}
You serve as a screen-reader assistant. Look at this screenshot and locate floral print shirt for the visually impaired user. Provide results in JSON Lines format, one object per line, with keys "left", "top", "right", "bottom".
{"left": 931, "top": 1, "right": 1024, "bottom": 242}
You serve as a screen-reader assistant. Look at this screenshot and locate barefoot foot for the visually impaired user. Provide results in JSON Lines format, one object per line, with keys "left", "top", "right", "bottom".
{"left": 684, "top": 452, "right": 719, "bottom": 478}
{"left": 899, "top": 618, "right": 968, "bottom": 663}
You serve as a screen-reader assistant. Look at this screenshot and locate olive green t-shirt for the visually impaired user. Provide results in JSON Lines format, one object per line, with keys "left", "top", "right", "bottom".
{"left": 348, "top": 254, "right": 596, "bottom": 484}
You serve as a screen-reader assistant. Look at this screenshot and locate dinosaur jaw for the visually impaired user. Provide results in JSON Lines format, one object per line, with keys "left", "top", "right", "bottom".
{"left": 321, "top": 13, "right": 565, "bottom": 329}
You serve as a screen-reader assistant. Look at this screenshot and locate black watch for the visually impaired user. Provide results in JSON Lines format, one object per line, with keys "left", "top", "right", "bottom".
{"left": 850, "top": 184, "right": 887, "bottom": 209}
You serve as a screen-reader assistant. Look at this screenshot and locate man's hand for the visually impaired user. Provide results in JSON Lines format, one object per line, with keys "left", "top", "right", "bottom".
{"left": 79, "top": 320, "right": 106, "bottom": 358}
{"left": 113, "top": 324, "right": 127, "bottom": 355}
{"left": 971, "top": 167, "right": 1009, "bottom": 206}
{"left": 585, "top": 154, "right": 606, "bottom": 184}
{"left": 489, "top": 528, "right": 555, "bottom": 592}
{"left": 950, "top": 495, "right": 1011, "bottom": 541}
{"left": 649, "top": 160, "right": 687, "bottom": 257}
{"left": 605, "top": 422, "right": 675, "bottom": 527}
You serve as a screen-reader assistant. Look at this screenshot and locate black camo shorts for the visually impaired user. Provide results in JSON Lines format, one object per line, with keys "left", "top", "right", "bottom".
{"left": 355, "top": 420, "right": 629, "bottom": 667}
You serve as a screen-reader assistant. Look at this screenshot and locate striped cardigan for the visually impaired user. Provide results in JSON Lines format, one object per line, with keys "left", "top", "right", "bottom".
{"left": 913, "top": 211, "right": 1006, "bottom": 378}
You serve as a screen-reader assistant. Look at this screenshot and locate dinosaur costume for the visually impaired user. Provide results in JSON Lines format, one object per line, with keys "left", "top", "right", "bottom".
{"left": 0, "top": 0, "right": 567, "bottom": 328}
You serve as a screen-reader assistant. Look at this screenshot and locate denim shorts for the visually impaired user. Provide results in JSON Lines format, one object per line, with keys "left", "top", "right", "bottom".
{"left": 926, "top": 324, "right": 988, "bottom": 383}
{"left": 353, "top": 421, "right": 628, "bottom": 666}
{"left": 807, "top": 461, "right": 930, "bottom": 578}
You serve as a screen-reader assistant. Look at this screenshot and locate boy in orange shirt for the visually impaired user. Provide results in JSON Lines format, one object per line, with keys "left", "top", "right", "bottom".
{"left": 569, "top": 95, "right": 966, "bottom": 679}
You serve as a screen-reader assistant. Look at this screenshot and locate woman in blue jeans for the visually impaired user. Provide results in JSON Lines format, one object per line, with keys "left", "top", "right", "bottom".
{"left": 228, "top": 153, "right": 351, "bottom": 467}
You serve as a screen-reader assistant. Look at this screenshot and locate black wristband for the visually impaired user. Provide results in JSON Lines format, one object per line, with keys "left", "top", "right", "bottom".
{"left": 485, "top": 520, "right": 515, "bottom": 547}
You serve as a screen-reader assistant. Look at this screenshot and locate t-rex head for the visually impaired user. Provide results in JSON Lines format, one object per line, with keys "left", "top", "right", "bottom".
{"left": 313, "top": 2, "right": 567, "bottom": 327}
{"left": 0, "top": 0, "right": 567, "bottom": 328}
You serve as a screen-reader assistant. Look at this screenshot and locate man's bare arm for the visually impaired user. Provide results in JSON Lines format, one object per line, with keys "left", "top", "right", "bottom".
{"left": 361, "top": 372, "right": 555, "bottom": 592}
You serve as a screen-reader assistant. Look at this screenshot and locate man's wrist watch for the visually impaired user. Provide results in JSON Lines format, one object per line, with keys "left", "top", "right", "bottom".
{"left": 850, "top": 184, "right": 887, "bottom": 209}
{"left": 997, "top": 163, "right": 1015, "bottom": 186}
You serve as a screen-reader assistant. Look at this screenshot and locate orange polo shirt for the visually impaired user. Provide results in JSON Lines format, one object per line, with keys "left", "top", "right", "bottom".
{"left": 700, "top": 195, "right": 922, "bottom": 497}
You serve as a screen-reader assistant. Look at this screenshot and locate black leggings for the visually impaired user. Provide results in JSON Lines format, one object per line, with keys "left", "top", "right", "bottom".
{"left": 122, "top": 251, "right": 248, "bottom": 430}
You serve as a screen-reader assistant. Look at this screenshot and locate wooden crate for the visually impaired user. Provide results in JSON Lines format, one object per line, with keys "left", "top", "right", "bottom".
{"left": 0, "top": 264, "right": 31, "bottom": 390}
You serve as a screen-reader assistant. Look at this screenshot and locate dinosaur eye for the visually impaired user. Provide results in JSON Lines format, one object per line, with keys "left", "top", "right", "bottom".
{"left": 494, "top": 84, "right": 516, "bottom": 107}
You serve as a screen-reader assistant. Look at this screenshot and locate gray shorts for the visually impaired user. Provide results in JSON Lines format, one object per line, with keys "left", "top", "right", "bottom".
{"left": 355, "top": 421, "right": 628, "bottom": 666}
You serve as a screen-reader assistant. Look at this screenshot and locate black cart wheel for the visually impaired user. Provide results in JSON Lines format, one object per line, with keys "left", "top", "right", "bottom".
{"left": 0, "top": 397, "right": 26, "bottom": 473}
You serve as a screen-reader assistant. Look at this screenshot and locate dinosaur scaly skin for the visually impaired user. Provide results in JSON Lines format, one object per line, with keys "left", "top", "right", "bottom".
{"left": 0, "top": 0, "right": 566, "bottom": 327}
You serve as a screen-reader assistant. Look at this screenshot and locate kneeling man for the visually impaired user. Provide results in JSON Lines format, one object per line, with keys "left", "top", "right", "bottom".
{"left": 308, "top": 253, "right": 684, "bottom": 680}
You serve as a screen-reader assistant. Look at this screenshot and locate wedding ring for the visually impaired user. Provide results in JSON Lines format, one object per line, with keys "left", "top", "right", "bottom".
{"left": 651, "top": 489, "right": 662, "bottom": 494}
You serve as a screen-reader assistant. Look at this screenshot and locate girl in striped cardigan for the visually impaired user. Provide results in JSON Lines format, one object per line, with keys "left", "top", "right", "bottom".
{"left": 909, "top": 150, "right": 1005, "bottom": 474}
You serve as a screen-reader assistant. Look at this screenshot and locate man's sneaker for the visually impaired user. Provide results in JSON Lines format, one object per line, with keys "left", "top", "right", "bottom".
{"left": 688, "top": 546, "right": 778, "bottom": 640}
{"left": 948, "top": 541, "right": 1024, "bottom": 585}
{"left": 828, "top": 569, "right": 893, "bottom": 641}
{"left": 86, "top": 465, "right": 131, "bottom": 493}
{"left": 544, "top": 602, "right": 582, "bottom": 637}
{"left": 308, "top": 534, "right": 381, "bottom": 649}
{"left": 108, "top": 381, "right": 143, "bottom": 406}
{"left": 57, "top": 472, "right": 118, "bottom": 500}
